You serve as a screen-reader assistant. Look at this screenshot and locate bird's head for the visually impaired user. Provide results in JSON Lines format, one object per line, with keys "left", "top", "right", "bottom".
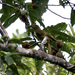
{"left": 31, "top": 24, "right": 41, "bottom": 30}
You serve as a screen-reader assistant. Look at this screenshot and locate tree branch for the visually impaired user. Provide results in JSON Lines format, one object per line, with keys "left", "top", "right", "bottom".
{"left": 0, "top": 21, "right": 10, "bottom": 39}
{"left": 48, "top": 4, "right": 69, "bottom": 6}
{"left": 47, "top": 8, "right": 70, "bottom": 20}
{"left": 0, "top": 43, "right": 75, "bottom": 73}
{"left": 0, "top": 29, "right": 4, "bottom": 37}
{"left": 66, "top": 0, "right": 73, "bottom": 9}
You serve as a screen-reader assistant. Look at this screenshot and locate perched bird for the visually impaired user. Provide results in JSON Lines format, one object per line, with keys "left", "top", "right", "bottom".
{"left": 31, "top": 24, "right": 56, "bottom": 41}
{"left": 31, "top": 24, "right": 56, "bottom": 53}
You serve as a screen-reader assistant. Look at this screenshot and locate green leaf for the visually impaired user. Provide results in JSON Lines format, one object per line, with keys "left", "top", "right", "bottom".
{"left": 54, "top": 22, "right": 67, "bottom": 31}
{"left": 11, "top": 55, "right": 32, "bottom": 73}
{"left": 69, "top": 55, "right": 75, "bottom": 64}
{"left": 44, "top": 22, "right": 67, "bottom": 33}
{"left": 12, "top": 33, "right": 17, "bottom": 38}
{"left": 46, "top": 62, "right": 55, "bottom": 74}
{"left": 59, "top": 0, "right": 65, "bottom": 8}
{"left": 16, "top": 29, "right": 19, "bottom": 34}
{"left": 59, "top": 0, "right": 68, "bottom": 8}
{"left": 8, "top": 38, "right": 23, "bottom": 44}
{"left": 1, "top": 14, "right": 10, "bottom": 23}
{"left": 37, "top": 18, "right": 45, "bottom": 27}
{"left": 12, "top": 29, "right": 32, "bottom": 39}
{"left": 8, "top": 37, "right": 32, "bottom": 44}
{"left": 27, "top": 0, "right": 49, "bottom": 27}
{"left": 44, "top": 24, "right": 75, "bottom": 43}
{"left": 0, "top": 58, "right": 4, "bottom": 70}
{"left": 70, "top": 9, "right": 75, "bottom": 26}
{"left": 7, "top": 64, "right": 19, "bottom": 75}
{"left": 2, "top": 36, "right": 9, "bottom": 42}
{"left": 0, "top": 39, "right": 4, "bottom": 43}
{"left": 54, "top": 31, "right": 75, "bottom": 43}
{"left": 4, "top": 55, "right": 14, "bottom": 66}
{"left": 65, "top": 29, "right": 72, "bottom": 36}
{"left": 69, "top": 24, "right": 75, "bottom": 36}
{"left": 35, "top": 59, "right": 43, "bottom": 73}
{"left": 31, "top": 0, "right": 48, "bottom": 16}
{"left": 3, "top": 11, "right": 20, "bottom": 28}
{"left": 2, "top": 0, "right": 13, "bottom": 14}
{"left": 1, "top": 0, "right": 15, "bottom": 23}
{"left": 62, "top": 43, "right": 72, "bottom": 54}
{"left": 58, "top": 67, "right": 67, "bottom": 75}
{"left": 24, "top": 58, "right": 37, "bottom": 73}
{"left": 0, "top": 9, "right": 3, "bottom": 13}
{"left": 6, "top": 70, "right": 13, "bottom": 75}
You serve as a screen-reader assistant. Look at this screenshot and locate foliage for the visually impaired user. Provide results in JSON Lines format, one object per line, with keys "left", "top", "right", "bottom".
{"left": 0, "top": 0, "right": 75, "bottom": 75}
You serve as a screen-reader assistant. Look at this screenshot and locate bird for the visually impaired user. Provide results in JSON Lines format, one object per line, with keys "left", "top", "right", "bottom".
{"left": 31, "top": 24, "right": 56, "bottom": 53}
{"left": 31, "top": 24, "right": 56, "bottom": 41}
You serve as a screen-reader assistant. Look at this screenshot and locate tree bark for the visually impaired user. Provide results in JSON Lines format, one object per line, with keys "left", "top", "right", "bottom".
{"left": 0, "top": 43, "right": 75, "bottom": 73}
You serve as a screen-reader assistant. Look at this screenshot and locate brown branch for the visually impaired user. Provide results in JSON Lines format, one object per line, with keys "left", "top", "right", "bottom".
{"left": 51, "top": 46, "right": 58, "bottom": 51}
{"left": 0, "top": 21, "right": 10, "bottom": 39}
{"left": 29, "top": 42, "right": 40, "bottom": 48}
{"left": 0, "top": 29, "right": 4, "bottom": 36}
{"left": 0, "top": 43, "right": 75, "bottom": 73}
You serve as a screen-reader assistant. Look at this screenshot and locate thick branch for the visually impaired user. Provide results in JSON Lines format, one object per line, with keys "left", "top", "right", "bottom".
{"left": 0, "top": 43, "right": 75, "bottom": 73}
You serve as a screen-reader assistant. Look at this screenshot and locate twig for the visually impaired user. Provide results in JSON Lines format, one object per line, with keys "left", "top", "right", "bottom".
{"left": 29, "top": 42, "right": 58, "bottom": 52}
{"left": 51, "top": 46, "right": 58, "bottom": 52}
{"left": 48, "top": 4, "right": 69, "bottom": 6}
{"left": 29, "top": 42, "right": 40, "bottom": 48}
{"left": 70, "top": 2, "right": 75, "bottom": 5}
{"left": 66, "top": 0, "right": 73, "bottom": 9}
{"left": 47, "top": 8, "right": 70, "bottom": 20}
{"left": 48, "top": 4, "right": 61, "bottom": 6}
